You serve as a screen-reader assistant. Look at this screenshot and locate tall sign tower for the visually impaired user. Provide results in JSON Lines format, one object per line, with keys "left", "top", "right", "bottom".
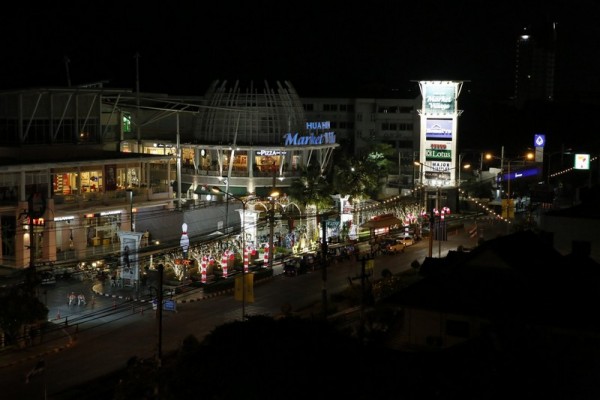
{"left": 417, "top": 81, "right": 465, "bottom": 188}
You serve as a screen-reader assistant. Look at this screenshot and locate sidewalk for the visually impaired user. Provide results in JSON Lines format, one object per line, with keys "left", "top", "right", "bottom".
{"left": 0, "top": 260, "right": 288, "bottom": 369}
{"left": 91, "top": 260, "right": 286, "bottom": 303}
{"left": 0, "top": 320, "right": 75, "bottom": 370}
{"left": 91, "top": 280, "right": 209, "bottom": 303}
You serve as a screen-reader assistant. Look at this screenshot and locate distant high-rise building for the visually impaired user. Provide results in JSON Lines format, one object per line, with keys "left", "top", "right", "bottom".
{"left": 513, "top": 22, "right": 557, "bottom": 106}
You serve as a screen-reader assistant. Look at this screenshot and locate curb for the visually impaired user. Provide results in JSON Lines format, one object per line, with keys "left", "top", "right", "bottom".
{"left": 91, "top": 272, "right": 281, "bottom": 304}
{"left": 92, "top": 286, "right": 235, "bottom": 303}
{"left": 0, "top": 329, "right": 75, "bottom": 370}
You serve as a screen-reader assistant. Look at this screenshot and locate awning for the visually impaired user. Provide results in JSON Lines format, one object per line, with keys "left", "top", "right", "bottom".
{"left": 171, "top": 181, "right": 192, "bottom": 193}
{"left": 360, "top": 216, "right": 402, "bottom": 230}
{"left": 255, "top": 186, "right": 285, "bottom": 197}
{"left": 194, "top": 185, "right": 208, "bottom": 195}
{"left": 209, "top": 185, "right": 248, "bottom": 197}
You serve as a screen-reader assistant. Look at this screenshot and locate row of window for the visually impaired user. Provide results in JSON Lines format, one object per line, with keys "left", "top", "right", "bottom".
{"left": 300, "top": 120, "right": 412, "bottom": 131}
{"left": 378, "top": 106, "right": 414, "bottom": 114}
{"left": 0, "top": 118, "right": 105, "bottom": 145}
{"left": 381, "top": 122, "right": 414, "bottom": 131}
{"left": 303, "top": 103, "right": 356, "bottom": 112}
{"left": 328, "top": 121, "right": 355, "bottom": 129}
{"left": 302, "top": 104, "right": 414, "bottom": 114}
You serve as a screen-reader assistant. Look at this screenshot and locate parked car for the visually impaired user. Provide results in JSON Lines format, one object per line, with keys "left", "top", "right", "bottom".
{"left": 399, "top": 235, "right": 415, "bottom": 246}
{"left": 385, "top": 240, "right": 405, "bottom": 254}
{"left": 40, "top": 272, "right": 56, "bottom": 285}
{"left": 283, "top": 257, "right": 307, "bottom": 277}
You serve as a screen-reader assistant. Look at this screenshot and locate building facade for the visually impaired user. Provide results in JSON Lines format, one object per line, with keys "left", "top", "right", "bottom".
{"left": 0, "top": 81, "right": 427, "bottom": 274}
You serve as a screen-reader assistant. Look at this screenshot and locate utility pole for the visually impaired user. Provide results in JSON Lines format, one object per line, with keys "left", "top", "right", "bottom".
{"left": 321, "top": 214, "right": 329, "bottom": 317}
{"left": 268, "top": 162, "right": 277, "bottom": 269}
{"left": 359, "top": 255, "right": 368, "bottom": 342}
{"left": 156, "top": 263, "right": 164, "bottom": 367}
{"left": 134, "top": 52, "right": 141, "bottom": 147}
{"left": 27, "top": 192, "right": 46, "bottom": 286}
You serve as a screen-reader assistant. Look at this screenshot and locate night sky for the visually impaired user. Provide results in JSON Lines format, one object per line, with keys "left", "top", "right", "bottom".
{"left": 1, "top": 1, "right": 599, "bottom": 152}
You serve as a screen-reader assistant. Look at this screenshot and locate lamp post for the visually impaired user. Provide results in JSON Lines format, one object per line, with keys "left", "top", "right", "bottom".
{"left": 457, "top": 153, "right": 471, "bottom": 187}
{"left": 485, "top": 149, "right": 534, "bottom": 219}
{"left": 413, "top": 161, "right": 456, "bottom": 258}
{"left": 457, "top": 153, "right": 465, "bottom": 187}
{"left": 126, "top": 188, "right": 134, "bottom": 232}
{"left": 157, "top": 263, "right": 163, "bottom": 366}
{"left": 428, "top": 186, "right": 449, "bottom": 258}
{"left": 413, "top": 161, "right": 425, "bottom": 211}
{"left": 212, "top": 186, "right": 247, "bottom": 319}
{"left": 180, "top": 223, "right": 190, "bottom": 281}
{"left": 148, "top": 263, "right": 164, "bottom": 367}
{"left": 267, "top": 191, "right": 279, "bottom": 269}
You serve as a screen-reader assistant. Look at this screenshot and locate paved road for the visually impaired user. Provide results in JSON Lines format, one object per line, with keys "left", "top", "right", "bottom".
{"left": 0, "top": 216, "right": 505, "bottom": 399}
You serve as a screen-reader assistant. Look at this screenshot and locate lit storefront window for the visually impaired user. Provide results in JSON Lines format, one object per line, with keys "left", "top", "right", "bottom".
{"left": 122, "top": 113, "right": 132, "bottom": 133}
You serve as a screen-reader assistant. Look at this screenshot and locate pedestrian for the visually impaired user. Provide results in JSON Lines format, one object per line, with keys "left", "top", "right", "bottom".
{"left": 68, "top": 292, "right": 76, "bottom": 306}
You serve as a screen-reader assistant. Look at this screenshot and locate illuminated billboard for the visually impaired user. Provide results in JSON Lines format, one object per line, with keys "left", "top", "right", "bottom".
{"left": 425, "top": 119, "right": 452, "bottom": 141}
{"left": 425, "top": 148, "right": 452, "bottom": 161}
{"left": 422, "top": 82, "right": 456, "bottom": 114}
{"left": 574, "top": 154, "right": 590, "bottom": 170}
{"left": 417, "top": 81, "right": 465, "bottom": 188}
{"left": 498, "top": 167, "right": 542, "bottom": 182}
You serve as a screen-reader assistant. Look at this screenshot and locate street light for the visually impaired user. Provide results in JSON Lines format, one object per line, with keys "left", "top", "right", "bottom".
{"left": 414, "top": 161, "right": 455, "bottom": 258}
{"left": 147, "top": 263, "right": 164, "bottom": 367}
{"left": 457, "top": 153, "right": 471, "bottom": 187}
{"left": 211, "top": 186, "right": 248, "bottom": 319}
{"left": 485, "top": 150, "right": 534, "bottom": 219}
{"left": 126, "top": 188, "right": 134, "bottom": 232}
{"left": 267, "top": 190, "right": 279, "bottom": 269}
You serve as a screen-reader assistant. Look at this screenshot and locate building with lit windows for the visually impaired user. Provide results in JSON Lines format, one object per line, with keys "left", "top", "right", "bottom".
{"left": 0, "top": 81, "right": 341, "bottom": 272}
{"left": 0, "top": 80, "right": 427, "bottom": 274}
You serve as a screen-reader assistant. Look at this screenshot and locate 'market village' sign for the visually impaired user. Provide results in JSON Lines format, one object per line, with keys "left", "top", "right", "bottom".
{"left": 283, "top": 131, "right": 336, "bottom": 146}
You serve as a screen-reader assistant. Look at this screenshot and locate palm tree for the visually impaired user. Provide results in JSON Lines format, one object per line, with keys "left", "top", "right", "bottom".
{"left": 332, "top": 155, "right": 381, "bottom": 232}
{"left": 288, "top": 163, "right": 334, "bottom": 249}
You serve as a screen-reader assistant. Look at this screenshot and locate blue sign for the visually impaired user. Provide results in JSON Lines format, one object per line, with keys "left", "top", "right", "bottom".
{"left": 498, "top": 167, "right": 541, "bottom": 182}
{"left": 164, "top": 299, "right": 177, "bottom": 312}
{"left": 534, "top": 134, "right": 546, "bottom": 148}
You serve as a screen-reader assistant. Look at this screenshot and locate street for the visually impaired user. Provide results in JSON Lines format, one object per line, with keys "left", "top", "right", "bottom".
{"left": 0, "top": 215, "right": 503, "bottom": 399}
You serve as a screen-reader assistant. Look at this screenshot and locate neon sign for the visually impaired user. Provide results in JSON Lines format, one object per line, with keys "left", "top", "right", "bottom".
{"left": 284, "top": 132, "right": 336, "bottom": 146}
{"left": 306, "top": 121, "right": 330, "bottom": 130}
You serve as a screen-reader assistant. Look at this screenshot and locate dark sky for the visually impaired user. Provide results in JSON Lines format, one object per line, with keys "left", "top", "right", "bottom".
{"left": 2, "top": 1, "right": 598, "bottom": 98}
{"left": 1, "top": 1, "right": 598, "bottom": 153}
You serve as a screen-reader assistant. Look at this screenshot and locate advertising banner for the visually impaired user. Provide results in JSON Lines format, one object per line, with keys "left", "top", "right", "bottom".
{"left": 423, "top": 84, "right": 456, "bottom": 114}
{"left": 425, "top": 148, "right": 452, "bottom": 160}
{"left": 575, "top": 154, "right": 590, "bottom": 170}
{"left": 234, "top": 273, "right": 254, "bottom": 303}
{"left": 118, "top": 231, "right": 144, "bottom": 285}
{"left": 425, "top": 119, "right": 453, "bottom": 141}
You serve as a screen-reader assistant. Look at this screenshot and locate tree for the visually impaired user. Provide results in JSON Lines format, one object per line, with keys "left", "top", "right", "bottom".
{"left": 288, "top": 163, "right": 334, "bottom": 245}
{"left": 288, "top": 163, "right": 333, "bottom": 211}
{"left": 333, "top": 157, "right": 372, "bottom": 201}
{"left": 0, "top": 284, "right": 47, "bottom": 346}
{"left": 115, "top": 315, "right": 402, "bottom": 400}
